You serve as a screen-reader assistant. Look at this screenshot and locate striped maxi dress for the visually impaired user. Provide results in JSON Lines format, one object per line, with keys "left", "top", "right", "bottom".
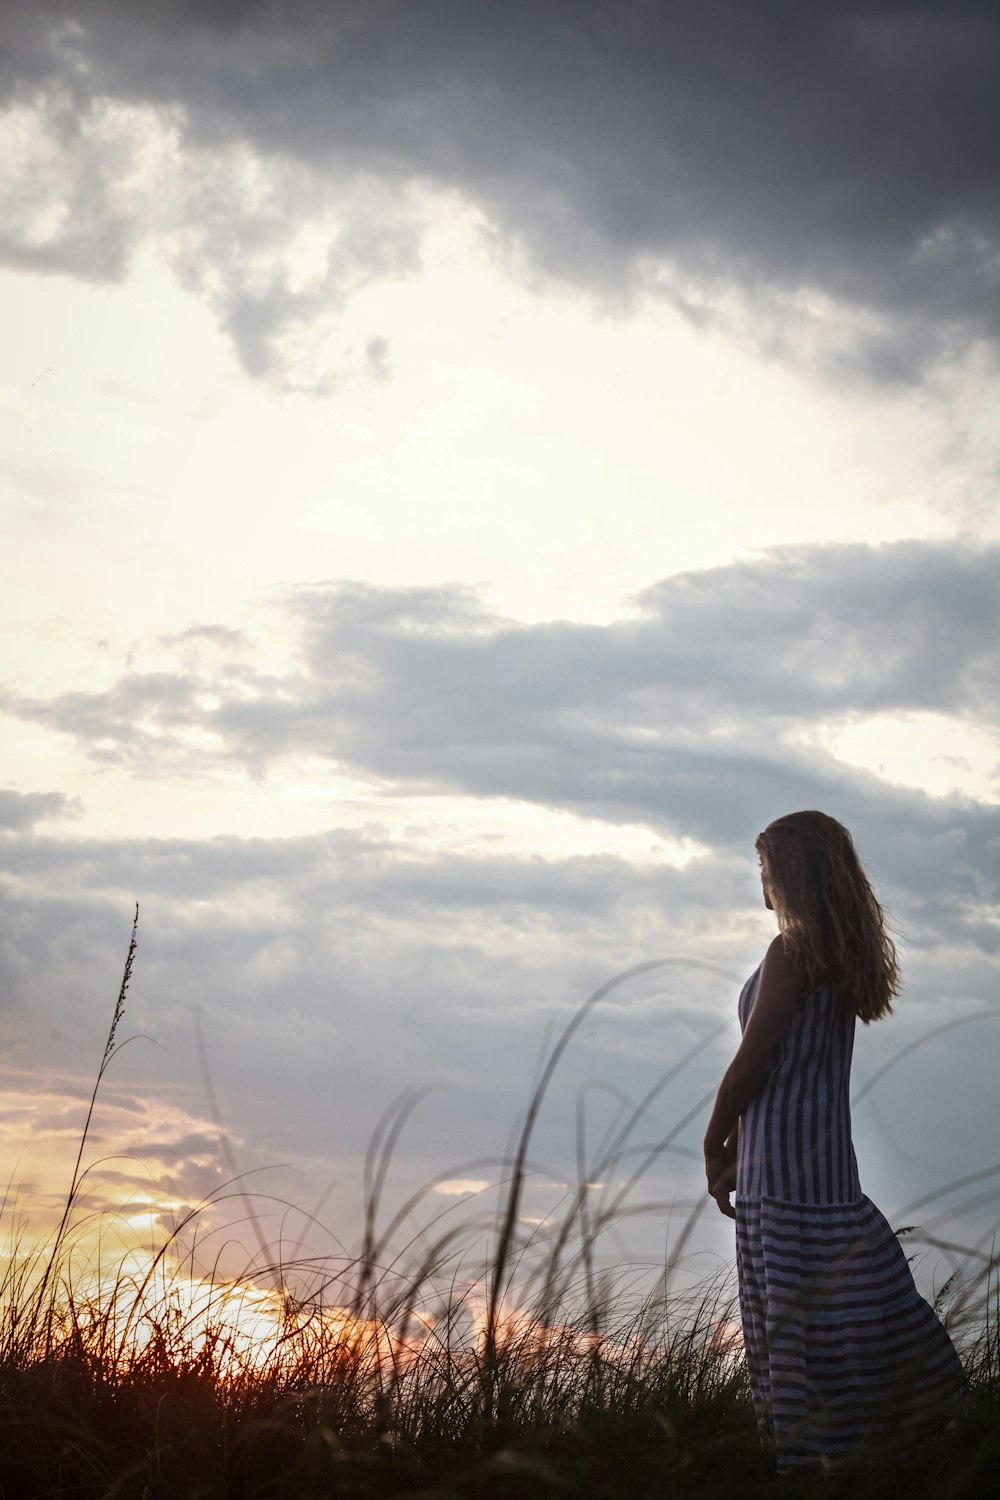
{"left": 735, "top": 964, "right": 966, "bottom": 1471}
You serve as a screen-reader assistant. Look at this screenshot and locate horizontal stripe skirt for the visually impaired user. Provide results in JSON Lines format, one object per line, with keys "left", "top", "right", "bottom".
{"left": 736, "top": 1195, "right": 966, "bottom": 1471}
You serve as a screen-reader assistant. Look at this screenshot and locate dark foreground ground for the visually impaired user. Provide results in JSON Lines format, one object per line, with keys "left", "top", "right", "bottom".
{"left": 0, "top": 1350, "right": 996, "bottom": 1500}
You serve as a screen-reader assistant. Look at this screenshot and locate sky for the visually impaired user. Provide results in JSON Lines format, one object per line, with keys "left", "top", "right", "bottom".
{"left": 1, "top": 1, "right": 998, "bottom": 1313}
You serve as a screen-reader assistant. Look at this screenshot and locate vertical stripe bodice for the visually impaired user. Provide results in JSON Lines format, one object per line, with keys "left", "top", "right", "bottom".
{"left": 737, "top": 964, "right": 861, "bottom": 1205}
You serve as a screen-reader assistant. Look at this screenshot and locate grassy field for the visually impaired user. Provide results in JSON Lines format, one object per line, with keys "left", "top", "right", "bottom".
{"left": 1, "top": 912, "right": 996, "bottom": 1499}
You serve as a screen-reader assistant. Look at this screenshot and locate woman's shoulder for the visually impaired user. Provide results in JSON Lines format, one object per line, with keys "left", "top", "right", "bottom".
{"left": 764, "top": 932, "right": 803, "bottom": 980}
{"left": 763, "top": 933, "right": 827, "bottom": 999}
{"left": 766, "top": 935, "right": 845, "bottom": 1017}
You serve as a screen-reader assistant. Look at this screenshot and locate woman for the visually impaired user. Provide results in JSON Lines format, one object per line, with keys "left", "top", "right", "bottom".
{"left": 704, "top": 810, "right": 965, "bottom": 1473}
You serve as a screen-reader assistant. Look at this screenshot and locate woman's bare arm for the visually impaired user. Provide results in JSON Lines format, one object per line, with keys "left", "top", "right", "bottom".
{"left": 704, "top": 935, "right": 804, "bottom": 1209}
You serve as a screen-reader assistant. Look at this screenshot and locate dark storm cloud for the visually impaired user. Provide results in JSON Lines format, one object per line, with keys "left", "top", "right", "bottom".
{"left": 1, "top": 1, "right": 998, "bottom": 378}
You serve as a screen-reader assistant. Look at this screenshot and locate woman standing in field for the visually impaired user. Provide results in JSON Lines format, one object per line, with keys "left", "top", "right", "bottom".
{"left": 704, "top": 810, "right": 966, "bottom": 1473}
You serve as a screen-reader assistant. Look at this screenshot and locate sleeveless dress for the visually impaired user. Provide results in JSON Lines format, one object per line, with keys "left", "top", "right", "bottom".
{"left": 735, "top": 964, "right": 966, "bottom": 1471}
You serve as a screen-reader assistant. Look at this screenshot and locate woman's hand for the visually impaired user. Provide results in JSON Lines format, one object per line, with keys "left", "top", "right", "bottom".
{"left": 705, "top": 1134, "right": 738, "bottom": 1219}
{"left": 707, "top": 1159, "right": 737, "bottom": 1219}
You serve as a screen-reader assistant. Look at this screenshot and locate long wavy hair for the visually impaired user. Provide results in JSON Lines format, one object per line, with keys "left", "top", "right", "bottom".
{"left": 756, "top": 810, "right": 899, "bottom": 1024}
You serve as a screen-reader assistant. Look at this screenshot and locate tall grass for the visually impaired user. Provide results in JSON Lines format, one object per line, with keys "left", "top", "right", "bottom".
{"left": 0, "top": 914, "right": 997, "bottom": 1498}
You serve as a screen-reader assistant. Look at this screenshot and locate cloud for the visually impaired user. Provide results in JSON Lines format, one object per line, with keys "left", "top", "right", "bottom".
{"left": 0, "top": 51, "right": 424, "bottom": 388}
{"left": 3, "top": 540, "right": 999, "bottom": 952}
{"left": 1, "top": 538, "right": 997, "bottom": 1264}
{"left": 0, "top": 815, "right": 757, "bottom": 1263}
{"left": 0, "top": 788, "right": 78, "bottom": 830}
{"left": 1, "top": 788, "right": 996, "bottom": 1273}
{"left": 125, "top": 1130, "right": 224, "bottom": 1166}
{"left": 1, "top": 2, "right": 998, "bottom": 380}
{"left": 7, "top": 536, "right": 998, "bottom": 789}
